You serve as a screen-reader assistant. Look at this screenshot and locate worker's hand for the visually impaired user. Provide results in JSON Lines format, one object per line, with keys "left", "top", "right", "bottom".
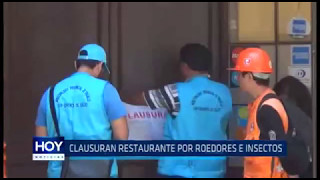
{"left": 35, "top": 126, "right": 48, "bottom": 137}
{"left": 111, "top": 116, "right": 129, "bottom": 140}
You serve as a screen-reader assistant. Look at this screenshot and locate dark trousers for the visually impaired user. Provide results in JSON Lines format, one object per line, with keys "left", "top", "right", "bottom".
{"left": 119, "top": 160, "right": 158, "bottom": 178}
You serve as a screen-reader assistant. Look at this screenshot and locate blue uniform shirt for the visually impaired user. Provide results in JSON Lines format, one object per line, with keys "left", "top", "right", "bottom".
{"left": 36, "top": 73, "right": 126, "bottom": 127}
{"left": 35, "top": 72, "right": 126, "bottom": 178}
{"left": 144, "top": 75, "right": 233, "bottom": 178}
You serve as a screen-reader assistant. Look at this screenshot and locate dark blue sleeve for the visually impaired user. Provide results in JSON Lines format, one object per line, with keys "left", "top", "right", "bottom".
{"left": 103, "top": 84, "right": 127, "bottom": 122}
{"left": 35, "top": 89, "right": 49, "bottom": 127}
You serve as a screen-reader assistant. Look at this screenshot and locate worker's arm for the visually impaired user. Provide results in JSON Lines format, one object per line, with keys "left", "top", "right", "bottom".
{"left": 104, "top": 84, "right": 128, "bottom": 140}
{"left": 111, "top": 116, "right": 128, "bottom": 140}
{"left": 120, "top": 83, "right": 180, "bottom": 111}
{"left": 36, "top": 126, "right": 48, "bottom": 137}
{"left": 124, "top": 84, "right": 180, "bottom": 116}
{"left": 257, "top": 105, "right": 286, "bottom": 141}
{"left": 35, "top": 89, "right": 49, "bottom": 137}
{"left": 143, "top": 84, "right": 180, "bottom": 117}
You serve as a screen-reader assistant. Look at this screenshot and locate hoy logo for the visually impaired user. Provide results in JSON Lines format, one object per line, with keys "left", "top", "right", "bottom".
{"left": 35, "top": 141, "right": 63, "bottom": 152}
{"left": 33, "top": 137, "right": 65, "bottom": 161}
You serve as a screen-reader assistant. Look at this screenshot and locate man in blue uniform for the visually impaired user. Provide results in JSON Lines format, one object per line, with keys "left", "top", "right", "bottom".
{"left": 129, "top": 43, "right": 233, "bottom": 178}
{"left": 35, "top": 44, "right": 128, "bottom": 178}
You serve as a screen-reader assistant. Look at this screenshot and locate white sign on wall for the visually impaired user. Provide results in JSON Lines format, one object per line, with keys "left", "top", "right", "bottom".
{"left": 291, "top": 45, "right": 311, "bottom": 65}
{"left": 124, "top": 103, "right": 167, "bottom": 140}
{"left": 288, "top": 66, "right": 311, "bottom": 89}
{"left": 288, "top": 17, "right": 311, "bottom": 39}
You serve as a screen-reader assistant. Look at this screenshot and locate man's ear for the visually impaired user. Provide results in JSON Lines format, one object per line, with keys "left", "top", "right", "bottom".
{"left": 247, "top": 73, "right": 254, "bottom": 80}
{"left": 94, "top": 62, "right": 102, "bottom": 72}
{"left": 180, "top": 62, "right": 189, "bottom": 73}
{"left": 99, "top": 62, "right": 104, "bottom": 72}
{"left": 97, "top": 62, "right": 105, "bottom": 76}
{"left": 182, "top": 62, "right": 189, "bottom": 69}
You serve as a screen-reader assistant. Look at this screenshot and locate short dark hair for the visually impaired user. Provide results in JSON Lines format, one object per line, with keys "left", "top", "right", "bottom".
{"left": 180, "top": 43, "right": 212, "bottom": 72}
{"left": 241, "top": 72, "right": 270, "bottom": 87}
{"left": 76, "top": 60, "right": 101, "bottom": 70}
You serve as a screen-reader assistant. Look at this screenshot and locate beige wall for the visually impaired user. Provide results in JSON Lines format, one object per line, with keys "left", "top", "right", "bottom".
{"left": 231, "top": 2, "right": 312, "bottom": 42}
{"left": 238, "top": 2, "right": 275, "bottom": 42}
{"left": 278, "top": 2, "right": 311, "bottom": 41}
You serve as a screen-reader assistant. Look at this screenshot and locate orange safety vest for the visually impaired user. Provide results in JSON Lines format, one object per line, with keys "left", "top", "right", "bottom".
{"left": 244, "top": 88, "right": 289, "bottom": 178}
{"left": 3, "top": 142, "right": 7, "bottom": 178}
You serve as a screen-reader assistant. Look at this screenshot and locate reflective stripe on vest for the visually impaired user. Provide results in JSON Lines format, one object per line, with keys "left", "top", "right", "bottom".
{"left": 244, "top": 88, "right": 288, "bottom": 178}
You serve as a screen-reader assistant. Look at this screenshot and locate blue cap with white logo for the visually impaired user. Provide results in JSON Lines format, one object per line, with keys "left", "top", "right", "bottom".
{"left": 77, "top": 44, "right": 110, "bottom": 74}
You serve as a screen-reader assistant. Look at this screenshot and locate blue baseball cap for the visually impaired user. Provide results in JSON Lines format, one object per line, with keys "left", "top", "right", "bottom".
{"left": 77, "top": 44, "right": 110, "bottom": 74}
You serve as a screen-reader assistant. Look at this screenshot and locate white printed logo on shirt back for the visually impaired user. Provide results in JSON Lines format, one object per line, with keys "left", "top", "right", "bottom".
{"left": 268, "top": 130, "right": 276, "bottom": 140}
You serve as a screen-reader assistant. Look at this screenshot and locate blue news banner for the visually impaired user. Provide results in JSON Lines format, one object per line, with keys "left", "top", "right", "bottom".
{"left": 33, "top": 137, "right": 287, "bottom": 161}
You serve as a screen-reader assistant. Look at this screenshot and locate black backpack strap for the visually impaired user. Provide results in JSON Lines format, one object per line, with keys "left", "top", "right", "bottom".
{"left": 49, "top": 85, "right": 70, "bottom": 178}
{"left": 257, "top": 93, "right": 280, "bottom": 178}
{"left": 257, "top": 93, "right": 279, "bottom": 110}
{"left": 49, "top": 85, "right": 60, "bottom": 137}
